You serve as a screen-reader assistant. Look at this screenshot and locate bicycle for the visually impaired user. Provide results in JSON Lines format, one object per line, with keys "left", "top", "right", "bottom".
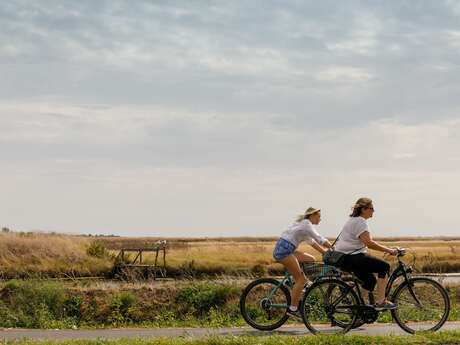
{"left": 301, "top": 248, "right": 451, "bottom": 334}
{"left": 239, "top": 263, "right": 341, "bottom": 330}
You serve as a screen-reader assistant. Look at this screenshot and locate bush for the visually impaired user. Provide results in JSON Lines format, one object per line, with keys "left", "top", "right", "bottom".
{"left": 86, "top": 241, "right": 108, "bottom": 258}
{"left": 109, "top": 292, "right": 137, "bottom": 325}
{"left": 0, "top": 300, "right": 19, "bottom": 328}
{"left": 1, "top": 280, "right": 67, "bottom": 327}
{"left": 64, "top": 295, "right": 83, "bottom": 320}
{"left": 420, "top": 261, "right": 460, "bottom": 273}
{"left": 251, "top": 264, "right": 267, "bottom": 277}
{"left": 0, "top": 280, "right": 244, "bottom": 328}
{"left": 175, "top": 282, "right": 238, "bottom": 317}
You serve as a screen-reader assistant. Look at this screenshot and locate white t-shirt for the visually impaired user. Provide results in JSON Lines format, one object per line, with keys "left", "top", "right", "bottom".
{"left": 280, "top": 219, "right": 327, "bottom": 248}
{"left": 334, "top": 216, "right": 369, "bottom": 254}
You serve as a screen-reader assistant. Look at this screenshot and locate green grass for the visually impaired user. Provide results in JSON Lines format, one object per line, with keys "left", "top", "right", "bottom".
{"left": 0, "top": 279, "right": 459, "bottom": 329}
{"left": 0, "top": 280, "right": 246, "bottom": 329}
{"left": 3, "top": 331, "right": 460, "bottom": 345}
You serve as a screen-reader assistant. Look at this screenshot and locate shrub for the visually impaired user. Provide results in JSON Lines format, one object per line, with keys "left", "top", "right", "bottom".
{"left": 2, "top": 280, "right": 66, "bottom": 316}
{"left": 0, "top": 300, "right": 19, "bottom": 328}
{"left": 1, "top": 280, "right": 66, "bottom": 327}
{"left": 420, "top": 261, "right": 460, "bottom": 273}
{"left": 251, "top": 264, "right": 267, "bottom": 277}
{"left": 175, "top": 282, "right": 237, "bottom": 317}
{"left": 64, "top": 295, "right": 83, "bottom": 320}
{"left": 109, "top": 292, "right": 137, "bottom": 325}
{"left": 80, "top": 296, "right": 102, "bottom": 325}
{"left": 86, "top": 241, "right": 108, "bottom": 258}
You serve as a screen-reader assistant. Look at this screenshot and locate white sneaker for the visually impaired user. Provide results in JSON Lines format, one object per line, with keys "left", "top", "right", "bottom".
{"left": 286, "top": 308, "right": 302, "bottom": 320}
{"left": 374, "top": 300, "right": 397, "bottom": 310}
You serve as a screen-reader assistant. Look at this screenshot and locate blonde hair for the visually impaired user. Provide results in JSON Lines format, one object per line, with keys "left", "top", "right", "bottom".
{"left": 296, "top": 207, "right": 320, "bottom": 222}
{"left": 296, "top": 213, "right": 307, "bottom": 222}
{"left": 350, "top": 197, "right": 373, "bottom": 217}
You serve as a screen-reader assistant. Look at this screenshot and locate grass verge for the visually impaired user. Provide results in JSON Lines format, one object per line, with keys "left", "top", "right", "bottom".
{"left": 2, "top": 331, "right": 460, "bottom": 345}
{"left": 0, "top": 279, "right": 459, "bottom": 329}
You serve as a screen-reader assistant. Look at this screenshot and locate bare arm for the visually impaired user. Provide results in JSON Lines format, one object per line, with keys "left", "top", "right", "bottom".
{"left": 310, "top": 241, "right": 330, "bottom": 254}
{"left": 307, "top": 225, "right": 332, "bottom": 250}
{"left": 359, "top": 231, "right": 396, "bottom": 255}
{"left": 322, "top": 239, "right": 333, "bottom": 249}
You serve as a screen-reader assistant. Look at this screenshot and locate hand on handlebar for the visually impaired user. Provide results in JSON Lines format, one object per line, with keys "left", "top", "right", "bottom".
{"left": 384, "top": 247, "right": 407, "bottom": 257}
{"left": 388, "top": 248, "right": 399, "bottom": 256}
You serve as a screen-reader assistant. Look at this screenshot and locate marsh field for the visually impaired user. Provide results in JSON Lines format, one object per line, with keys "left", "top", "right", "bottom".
{"left": 0, "top": 232, "right": 459, "bottom": 329}
{"left": 1, "top": 232, "right": 460, "bottom": 278}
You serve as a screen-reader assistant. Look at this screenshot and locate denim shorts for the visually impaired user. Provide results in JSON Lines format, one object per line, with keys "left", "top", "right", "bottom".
{"left": 273, "top": 238, "right": 296, "bottom": 261}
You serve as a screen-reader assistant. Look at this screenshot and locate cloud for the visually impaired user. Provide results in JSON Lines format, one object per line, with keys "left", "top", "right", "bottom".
{"left": 315, "top": 66, "right": 373, "bottom": 82}
{"left": 1, "top": 1, "right": 460, "bottom": 236}
{"left": 1, "top": 101, "right": 460, "bottom": 171}
{"left": 1, "top": 1, "right": 460, "bottom": 126}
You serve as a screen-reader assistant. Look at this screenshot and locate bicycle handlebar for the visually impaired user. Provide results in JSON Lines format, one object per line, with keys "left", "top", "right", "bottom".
{"left": 396, "top": 247, "right": 406, "bottom": 257}
{"left": 384, "top": 247, "right": 407, "bottom": 258}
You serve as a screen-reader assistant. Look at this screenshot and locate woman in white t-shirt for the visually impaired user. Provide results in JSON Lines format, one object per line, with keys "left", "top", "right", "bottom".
{"left": 272, "top": 207, "right": 332, "bottom": 318}
{"left": 335, "top": 197, "right": 398, "bottom": 310}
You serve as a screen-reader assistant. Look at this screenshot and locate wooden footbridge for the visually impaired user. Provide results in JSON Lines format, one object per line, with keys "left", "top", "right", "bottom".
{"left": 112, "top": 240, "right": 167, "bottom": 280}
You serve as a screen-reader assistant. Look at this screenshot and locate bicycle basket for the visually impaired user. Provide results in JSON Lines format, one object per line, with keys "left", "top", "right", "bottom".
{"left": 302, "top": 262, "right": 341, "bottom": 279}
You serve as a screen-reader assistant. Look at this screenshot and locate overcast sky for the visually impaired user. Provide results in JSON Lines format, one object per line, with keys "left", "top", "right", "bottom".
{"left": 1, "top": 1, "right": 460, "bottom": 237}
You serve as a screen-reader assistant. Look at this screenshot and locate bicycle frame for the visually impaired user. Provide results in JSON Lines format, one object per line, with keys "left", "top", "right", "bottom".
{"left": 268, "top": 264, "right": 340, "bottom": 309}
{"left": 385, "top": 253, "right": 422, "bottom": 305}
{"left": 349, "top": 252, "right": 421, "bottom": 308}
{"left": 265, "top": 271, "right": 294, "bottom": 309}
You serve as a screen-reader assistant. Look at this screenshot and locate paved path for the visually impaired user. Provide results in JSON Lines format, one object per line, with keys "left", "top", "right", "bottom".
{"left": 1, "top": 322, "right": 460, "bottom": 341}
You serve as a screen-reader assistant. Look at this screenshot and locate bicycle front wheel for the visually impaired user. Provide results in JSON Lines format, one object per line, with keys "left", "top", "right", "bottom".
{"left": 391, "top": 277, "right": 450, "bottom": 333}
{"left": 301, "top": 278, "right": 359, "bottom": 334}
{"left": 239, "top": 278, "right": 290, "bottom": 330}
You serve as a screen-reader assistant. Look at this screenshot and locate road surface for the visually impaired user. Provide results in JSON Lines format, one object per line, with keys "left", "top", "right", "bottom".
{"left": 1, "top": 322, "right": 460, "bottom": 341}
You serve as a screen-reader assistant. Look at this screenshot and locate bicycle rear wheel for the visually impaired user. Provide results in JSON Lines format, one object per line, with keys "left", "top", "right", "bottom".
{"left": 301, "top": 278, "right": 359, "bottom": 334}
{"left": 239, "top": 278, "right": 290, "bottom": 330}
{"left": 391, "top": 277, "right": 450, "bottom": 333}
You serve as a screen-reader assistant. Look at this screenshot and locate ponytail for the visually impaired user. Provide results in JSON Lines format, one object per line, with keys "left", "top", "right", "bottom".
{"left": 350, "top": 197, "right": 373, "bottom": 217}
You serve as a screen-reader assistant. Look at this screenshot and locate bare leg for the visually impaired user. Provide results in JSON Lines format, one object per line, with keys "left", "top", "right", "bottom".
{"left": 376, "top": 277, "right": 388, "bottom": 303}
{"left": 361, "top": 278, "right": 387, "bottom": 304}
{"left": 279, "top": 254, "right": 307, "bottom": 309}
{"left": 361, "top": 288, "right": 373, "bottom": 304}
{"left": 293, "top": 251, "right": 315, "bottom": 263}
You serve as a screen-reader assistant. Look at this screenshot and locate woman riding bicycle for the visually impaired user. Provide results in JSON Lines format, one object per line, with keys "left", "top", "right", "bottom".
{"left": 334, "top": 197, "right": 398, "bottom": 310}
{"left": 273, "top": 207, "right": 332, "bottom": 317}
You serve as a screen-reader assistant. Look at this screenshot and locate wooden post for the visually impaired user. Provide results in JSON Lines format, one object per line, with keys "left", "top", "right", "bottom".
{"left": 163, "top": 246, "right": 166, "bottom": 277}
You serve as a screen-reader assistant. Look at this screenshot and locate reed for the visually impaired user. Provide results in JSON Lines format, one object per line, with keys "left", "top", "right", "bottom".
{"left": 1, "top": 232, "right": 460, "bottom": 277}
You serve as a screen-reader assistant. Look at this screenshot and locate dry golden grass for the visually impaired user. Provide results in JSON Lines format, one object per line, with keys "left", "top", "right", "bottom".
{"left": 176, "top": 240, "right": 460, "bottom": 274}
{"left": 99, "top": 236, "right": 460, "bottom": 275}
{"left": 0, "top": 232, "right": 112, "bottom": 278}
{"left": 1, "top": 233, "right": 459, "bottom": 277}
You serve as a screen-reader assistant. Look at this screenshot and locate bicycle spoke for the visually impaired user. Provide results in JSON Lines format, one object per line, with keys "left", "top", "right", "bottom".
{"left": 240, "top": 278, "right": 290, "bottom": 330}
{"left": 331, "top": 289, "right": 349, "bottom": 309}
{"left": 317, "top": 285, "right": 327, "bottom": 299}
{"left": 333, "top": 309, "right": 353, "bottom": 315}
{"left": 399, "top": 298, "right": 443, "bottom": 312}
{"left": 392, "top": 278, "right": 449, "bottom": 333}
{"left": 302, "top": 279, "right": 358, "bottom": 335}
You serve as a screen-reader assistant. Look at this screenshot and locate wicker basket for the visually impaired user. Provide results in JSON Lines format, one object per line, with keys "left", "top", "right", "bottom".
{"left": 302, "top": 262, "right": 341, "bottom": 279}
